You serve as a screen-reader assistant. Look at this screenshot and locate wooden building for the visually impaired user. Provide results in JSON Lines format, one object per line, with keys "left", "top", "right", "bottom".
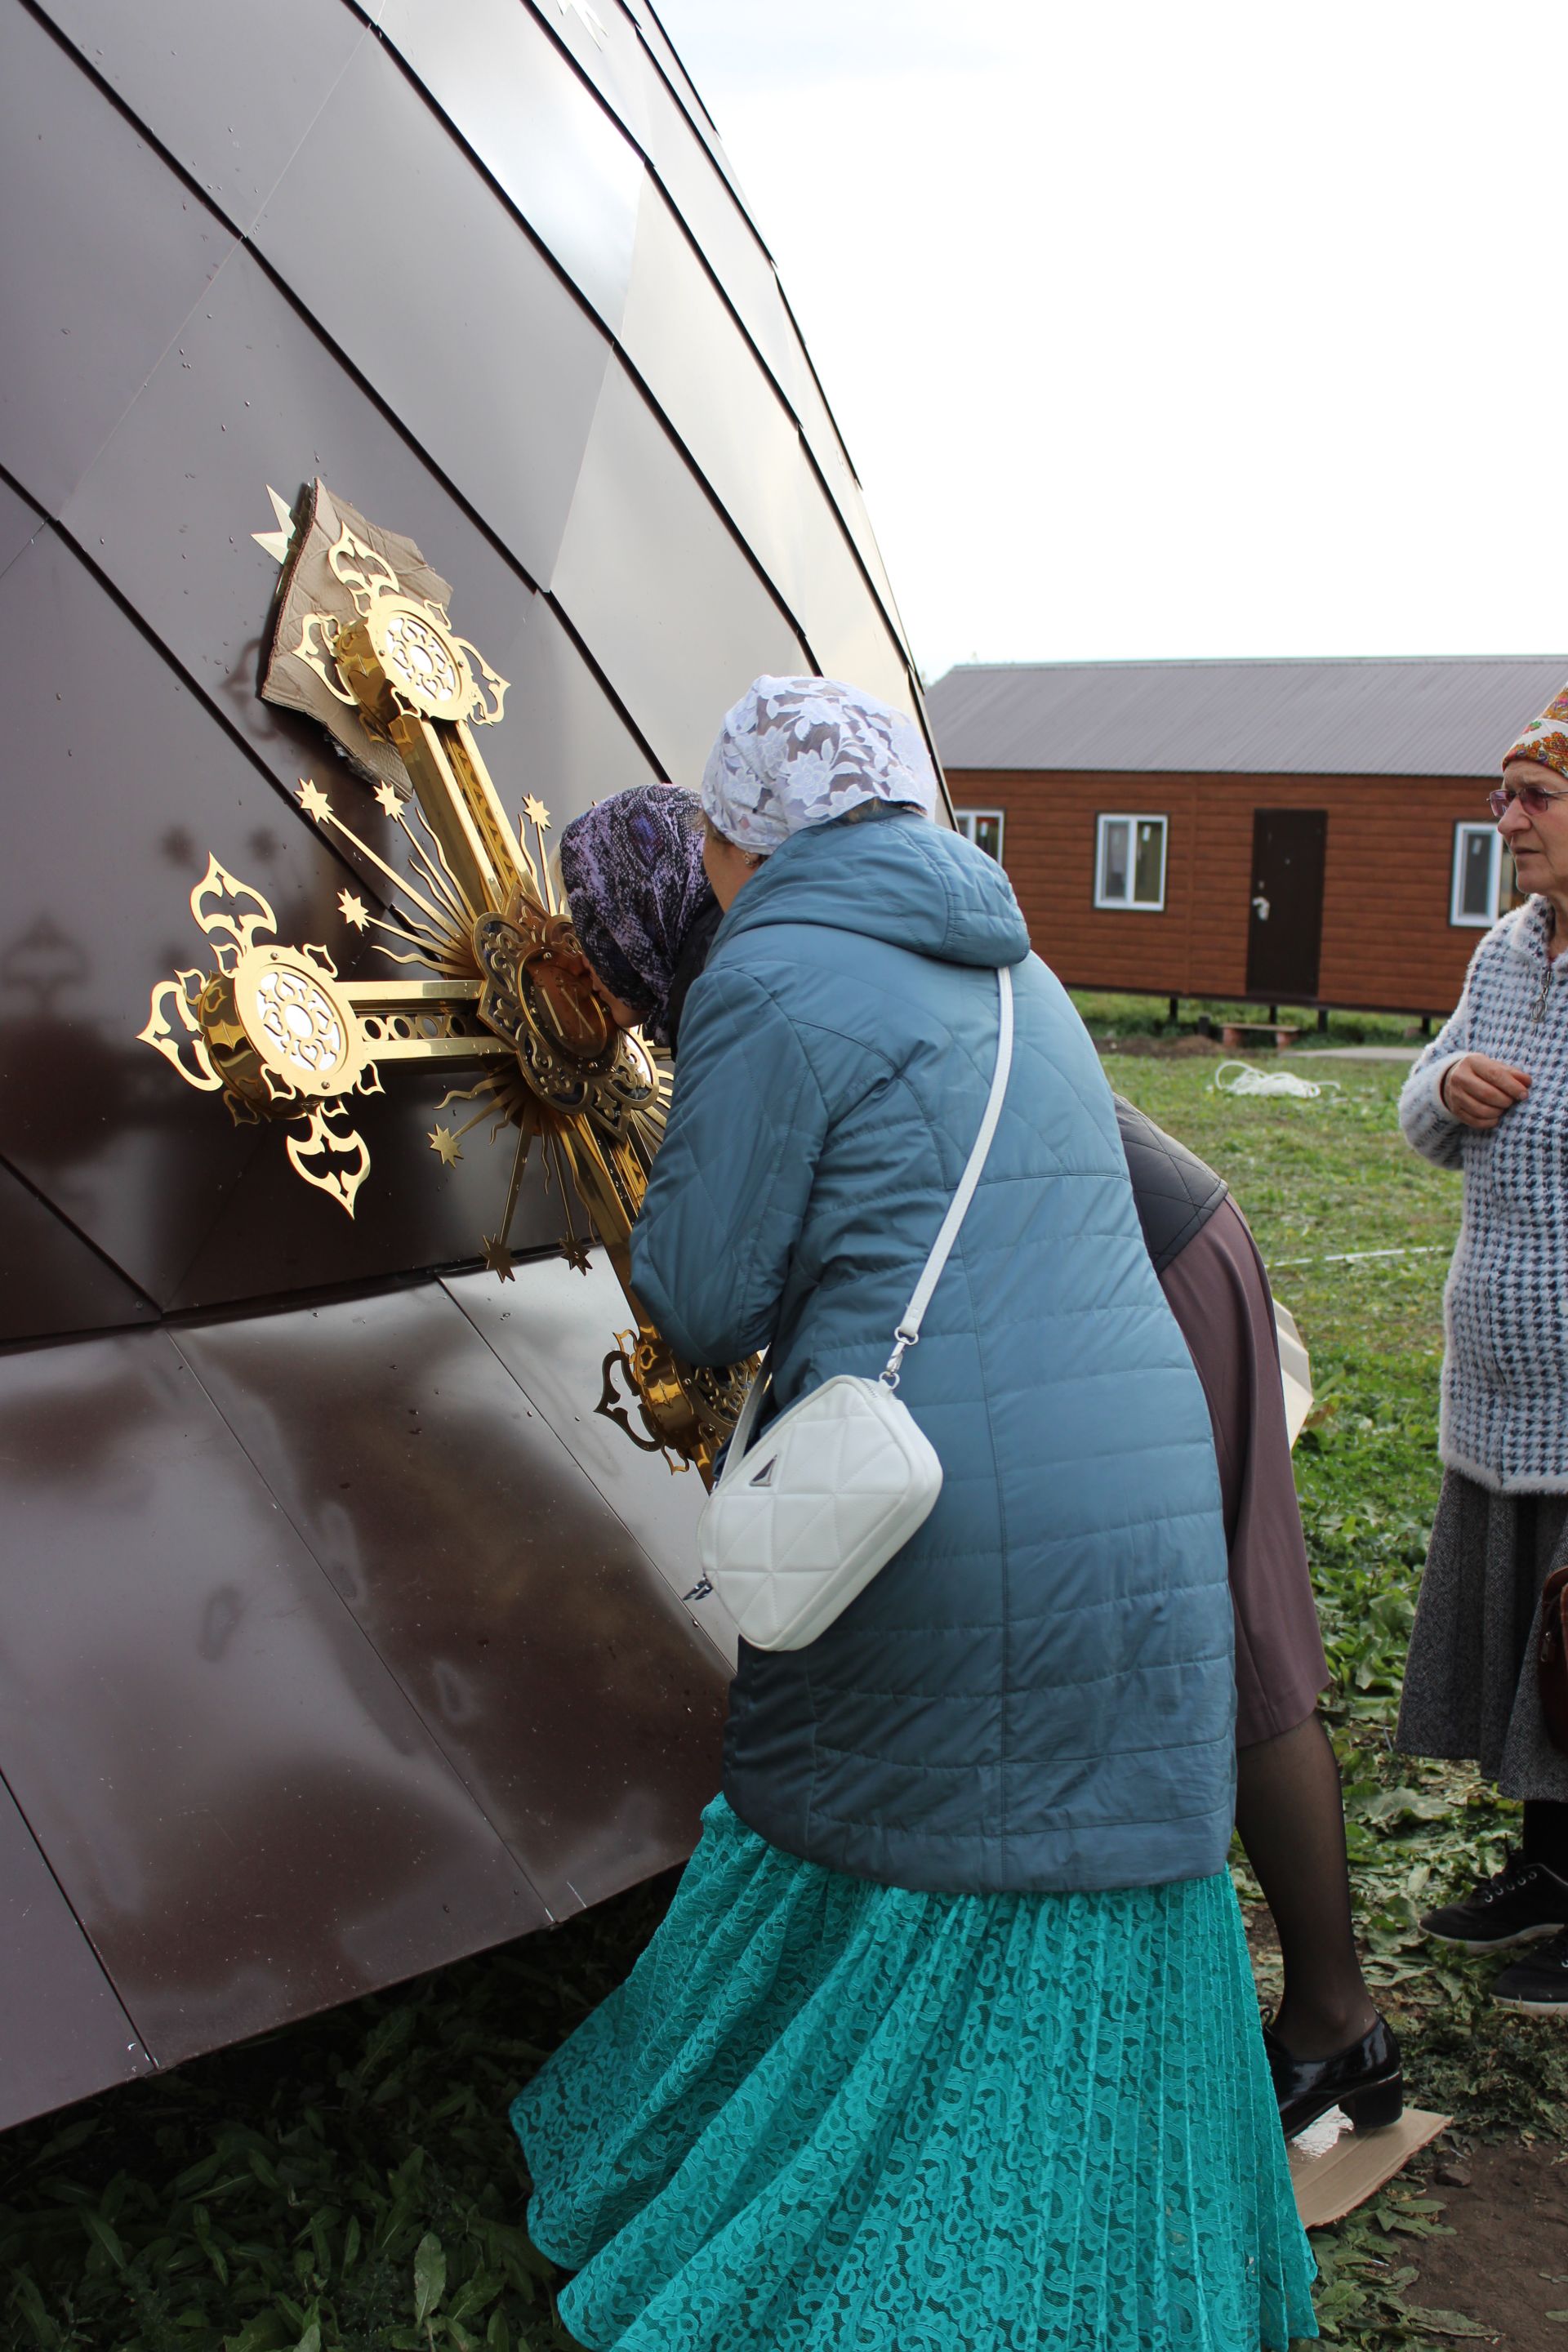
{"left": 928, "top": 657, "right": 1568, "bottom": 1018}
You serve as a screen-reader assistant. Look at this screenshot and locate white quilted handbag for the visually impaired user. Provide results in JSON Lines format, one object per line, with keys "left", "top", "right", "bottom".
{"left": 692, "top": 964, "right": 1013, "bottom": 1652}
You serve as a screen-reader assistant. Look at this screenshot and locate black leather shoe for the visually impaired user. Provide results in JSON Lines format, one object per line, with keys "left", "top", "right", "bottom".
{"left": 1263, "top": 2015, "right": 1404, "bottom": 2140}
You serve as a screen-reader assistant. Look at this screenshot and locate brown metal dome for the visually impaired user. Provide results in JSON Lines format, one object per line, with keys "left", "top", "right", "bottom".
{"left": 0, "top": 0, "right": 932, "bottom": 2128}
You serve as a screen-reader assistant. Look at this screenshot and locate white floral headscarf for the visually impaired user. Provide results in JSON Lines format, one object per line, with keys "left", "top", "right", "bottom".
{"left": 701, "top": 675, "right": 938, "bottom": 855}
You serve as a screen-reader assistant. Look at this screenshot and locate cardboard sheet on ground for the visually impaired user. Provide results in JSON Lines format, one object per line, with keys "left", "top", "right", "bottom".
{"left": 1275, "top": 1300, "right": 1313, "bottom": 1449}
{"left": 1289, "top": 2106, "right": 1451, "bottom": 2229}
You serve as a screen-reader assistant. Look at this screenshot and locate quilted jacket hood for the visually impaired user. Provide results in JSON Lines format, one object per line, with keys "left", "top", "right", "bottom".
{"left": 712, "top": 812, "right": 1031, "bottom": 973}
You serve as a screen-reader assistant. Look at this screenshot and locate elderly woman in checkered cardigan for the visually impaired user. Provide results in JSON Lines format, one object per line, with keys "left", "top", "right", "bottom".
{"left": 1398, "top": 680, "right": 1568, "bottom": 2011}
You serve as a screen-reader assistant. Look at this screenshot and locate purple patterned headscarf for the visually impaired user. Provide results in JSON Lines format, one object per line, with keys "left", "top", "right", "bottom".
{"left": 559, "top": 785, "right": 714, "bottom": 1048}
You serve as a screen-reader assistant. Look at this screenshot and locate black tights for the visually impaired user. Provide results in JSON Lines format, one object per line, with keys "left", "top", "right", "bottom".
{"left": 1523, "top": 1800, "right": 1568, "bottom": 1877}
{"left": 1235, "top": 1751, "right": 1568, "bottom": 2060}
{"left": 1235, "top": 1711, "right": 1379, "bottom": 2060}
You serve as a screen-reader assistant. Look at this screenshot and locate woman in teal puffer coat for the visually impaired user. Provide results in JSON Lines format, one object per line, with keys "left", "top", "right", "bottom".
{"left": 512, "top": 679, "right": 1315, "bottom": 2352}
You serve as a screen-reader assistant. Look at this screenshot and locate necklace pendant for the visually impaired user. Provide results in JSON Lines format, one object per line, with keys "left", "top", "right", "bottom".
{"left": 1534, "top": 971, "right": 1552, "bottom": 1024}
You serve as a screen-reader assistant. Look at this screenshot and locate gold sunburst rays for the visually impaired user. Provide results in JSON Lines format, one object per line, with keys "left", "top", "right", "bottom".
{"left": 296, "top": 775, "right": 471, "bottom": 978}
{"left": 301, "top": 773, "right": 668, "bottom": 1241}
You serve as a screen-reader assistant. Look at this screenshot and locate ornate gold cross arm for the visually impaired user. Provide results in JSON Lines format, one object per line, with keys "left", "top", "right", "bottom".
{"left": 138, "top": 858, "right": 511, "bottom": 1214}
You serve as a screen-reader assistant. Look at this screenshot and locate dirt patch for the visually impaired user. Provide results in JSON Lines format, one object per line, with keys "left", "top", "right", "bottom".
{"left": 1095, "top": 1033, "right": 1223, "bottom": 1058}
{"left": 1408, "top": 2140, "right": 1568, "bottom": 2342}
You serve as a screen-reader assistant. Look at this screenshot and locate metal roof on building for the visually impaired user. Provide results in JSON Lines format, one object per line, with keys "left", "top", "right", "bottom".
{"left": 927, "top": 656, "right": 1568, "bottom": 778}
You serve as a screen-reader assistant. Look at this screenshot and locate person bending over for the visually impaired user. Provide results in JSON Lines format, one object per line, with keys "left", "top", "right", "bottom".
{"left": 510, "top": 681, "right": 1313, "bottom": 2352}
{"left": 562, "top": 769, "right": 1395, "bottom": 2139}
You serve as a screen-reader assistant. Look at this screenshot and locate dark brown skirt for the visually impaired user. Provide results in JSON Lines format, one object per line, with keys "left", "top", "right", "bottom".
{"left": 1396, "top": 1468, "right": 1568, "bottom": 1799}
{"left": 1158, "top": 1196, "right": 1330, "bottom": 1747}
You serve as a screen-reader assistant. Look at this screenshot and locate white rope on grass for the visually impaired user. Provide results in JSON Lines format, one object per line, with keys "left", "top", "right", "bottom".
{"left": 1211, "top": 1059, "right": 1343, "bottom": 1102}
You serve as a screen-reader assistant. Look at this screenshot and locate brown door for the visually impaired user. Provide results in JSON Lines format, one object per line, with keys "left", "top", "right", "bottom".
{"left": 1245, "top": 808, "right": 1327, "bottom": 1000}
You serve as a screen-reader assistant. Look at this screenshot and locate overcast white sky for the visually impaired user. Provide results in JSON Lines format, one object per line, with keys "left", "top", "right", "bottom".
{"left": 653, "top": 0, "right": 1565, "bottom": 687}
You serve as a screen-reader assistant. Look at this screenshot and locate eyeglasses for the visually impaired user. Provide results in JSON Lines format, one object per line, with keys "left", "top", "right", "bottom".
{"left": 1489, "top": 781, "right": 1568, "bottom": 819}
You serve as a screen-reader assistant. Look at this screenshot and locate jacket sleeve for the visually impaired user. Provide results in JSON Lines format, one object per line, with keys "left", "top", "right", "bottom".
{"left": 630, "top": 963, "right": 831, "bottom": 1366}
{"left": 1397, "top": 986, "right": 1472, "bottom": 1169}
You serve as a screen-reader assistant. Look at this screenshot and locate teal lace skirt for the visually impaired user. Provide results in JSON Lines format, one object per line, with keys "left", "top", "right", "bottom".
{"left": 512, "top": 1796, "right": 1316, "bottom": 2351}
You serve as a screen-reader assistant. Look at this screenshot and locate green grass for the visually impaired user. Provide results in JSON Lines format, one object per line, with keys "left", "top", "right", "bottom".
{"left": 3, "top": 1054, "right": 1559, "bottom": 2352}
{"left": 1071, "top": 988, "right": 1428, "bottom": 1049}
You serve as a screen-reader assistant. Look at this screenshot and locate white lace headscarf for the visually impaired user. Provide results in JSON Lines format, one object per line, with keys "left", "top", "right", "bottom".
{"left": 701, "top": 675, "right": 938, "bottom": 855}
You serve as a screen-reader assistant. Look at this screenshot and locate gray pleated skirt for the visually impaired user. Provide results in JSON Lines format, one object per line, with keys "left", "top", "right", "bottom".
{"left": 1397, "top": 1468, "right": 1568, "bottom": 1800}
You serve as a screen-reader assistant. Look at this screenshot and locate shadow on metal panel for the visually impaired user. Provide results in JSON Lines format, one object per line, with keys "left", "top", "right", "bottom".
{"left": 0, "top": 1332, "right": 547, "bottom": 2074}
{"left": 443, "top": 1251, "right": 737, "bottom": 1666}
{"left": 173, "top": 1283, "right": 728, "bottom": 1919}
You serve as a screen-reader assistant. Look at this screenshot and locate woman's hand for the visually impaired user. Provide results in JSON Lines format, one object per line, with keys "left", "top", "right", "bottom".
{"left": 1440, "top": 1052, "right": 1532, "bottom": 1129}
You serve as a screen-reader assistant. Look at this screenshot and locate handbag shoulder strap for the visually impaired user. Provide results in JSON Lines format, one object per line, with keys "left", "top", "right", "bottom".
{"left": 881, "top": 960, "right": 1013, "bottom": 1387}
{"left": 719, "top": 1348, "right": 772, "bottom": 1477}
{"left": 718, "top": 960, "right": 1016, "bottom": 1481}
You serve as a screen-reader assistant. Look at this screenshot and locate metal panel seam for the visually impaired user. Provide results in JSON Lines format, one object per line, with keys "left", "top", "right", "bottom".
{"left": 400, "top": 0, "right": 915, "bottom": 680}
{"left": 27, "top": 0, "right": 375, "bottom": 244}
{"left": 611, "top": 1, "right": 885, "bottom": 520}
{"left": 215, "top": 246, "right": 549, "bottom": 609}
{"left": 439, "top": 1271, "right": 734, "bottom": 1681}
{"left": 0, "top": 1151, "right": 163, "bottom": 1317}
{"left": 627, "top": 2, "right": 755, "bottom": 207}
{"left": 555, "top": 347, "right": 830, "bottom": 675}
{"left": 11, "top": 0, "right": 243, "bottom": 513}
{"left": 4, "top": 16, "right": 579, "bottom": 621}
{"left": 15, "top": 500, "right": 399, "bottom": 911}
{"left": 357, "top": 11, "right": 630, "bottom": 348}
{"left": 359, "top": 13, "right": 887, "bottom": 688}
{"left": 166, "top": 1323, "right": 560, "bottom": 1922}
{"left": 0, "top": 1753, "right": 160, "bottom": 2068}
{"left": 538, "top": 587, "right": 668, "bottom": 782}
{"left": 0, "top": 523, "right": 44, "bottom": 593}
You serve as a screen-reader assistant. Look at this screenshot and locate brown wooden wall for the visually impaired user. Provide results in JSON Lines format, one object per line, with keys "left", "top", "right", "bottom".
{"left": 947, "top": 768, "right": 1497, "bottom": 1017}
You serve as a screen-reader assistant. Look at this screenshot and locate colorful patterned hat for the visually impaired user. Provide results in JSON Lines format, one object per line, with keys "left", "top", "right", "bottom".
{"left": 1503, "top": 683, "right": 1568, "bottom": 783}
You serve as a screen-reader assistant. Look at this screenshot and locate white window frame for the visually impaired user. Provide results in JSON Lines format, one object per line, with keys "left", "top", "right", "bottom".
{"left": 1094, "top": 812, "right": 1168, "bottom": 911}
{"left": 955, "top": 807, "right": 1005, "bottom": 861}
{"left": 1450, "top": 822, "right": 1508, "bottom": 927}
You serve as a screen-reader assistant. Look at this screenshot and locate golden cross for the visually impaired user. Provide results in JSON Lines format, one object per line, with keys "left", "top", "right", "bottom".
{"left": 140, "top": 483, "right": 747, "bottom": 1476}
